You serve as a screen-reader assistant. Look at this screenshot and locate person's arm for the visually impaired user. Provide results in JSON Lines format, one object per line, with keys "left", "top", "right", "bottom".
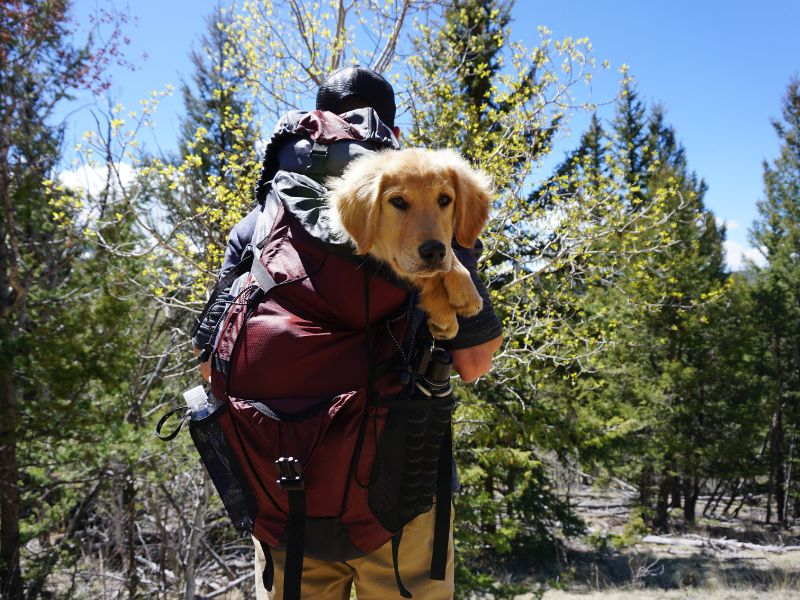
{"left": 192, "top": 207, "right": 261, "bottom": 378}
{"left": 451, "top": 334, "right": 502, "bottom": 383}
{"left": 193, "top": 346, "right": 211, "bottom": 382}
{"left": 448, "top": 239, "right": 504, "bottom": 382}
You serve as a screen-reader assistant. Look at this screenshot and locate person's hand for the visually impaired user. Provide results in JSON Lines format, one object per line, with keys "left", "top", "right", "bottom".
{"left": 450, "top": 335, "right": 502, "bottom": 383}
{"left": 192, "top": 346, "right": 211, "bottom": 383}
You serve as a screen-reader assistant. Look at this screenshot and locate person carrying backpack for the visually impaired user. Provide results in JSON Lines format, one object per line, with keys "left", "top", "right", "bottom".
{"left": 190, "top": 66, "right": 502, "bottom": 599}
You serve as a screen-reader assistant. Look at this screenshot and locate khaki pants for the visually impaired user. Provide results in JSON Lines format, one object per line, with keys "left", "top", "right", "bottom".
{"left": 254, "top": 506, "right": 454, "bottom": 599}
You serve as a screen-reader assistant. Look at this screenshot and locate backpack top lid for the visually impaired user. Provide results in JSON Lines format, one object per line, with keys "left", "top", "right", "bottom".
{"left": 255, "top": 107, "right": 399, "bottom": 205}
{"left": 316, "top": 66, "right": 396, "bottom": 128}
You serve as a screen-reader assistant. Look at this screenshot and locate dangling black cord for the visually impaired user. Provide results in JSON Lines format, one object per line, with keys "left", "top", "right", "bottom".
{"left": 348, "top": 270, "right": 377, "bottom": 491}
{"left": 364, "top": 270, "right": 376, "bottom": 401}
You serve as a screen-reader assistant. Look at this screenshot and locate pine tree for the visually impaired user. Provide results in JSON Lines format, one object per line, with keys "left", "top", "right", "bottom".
{"left": 407, "top": 1, "right": 595, "bottom": 589}
{"left": 553, "top": 89, "right": 734, "bottom": 529}
{"left": 611, "top": 80, "right": 648, "bottom": 204}
{"left": 179, "top": 5, "right": 255, "bottom": 180}
{"left": 175, "top": 4, "right": 259, "bottom": 287}
{"left": 750, "top": 78, "right": 800, "bottom": 526}
{"left": 0, "top": 2, "right": 131, "bottom": 595}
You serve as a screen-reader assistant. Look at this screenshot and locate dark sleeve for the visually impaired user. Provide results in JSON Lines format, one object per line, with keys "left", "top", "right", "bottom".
{"left": 193, "top": 207, "right": 260, "bottom": 349}
{"left": 221, "top": 206, "right": 259, "bottom": 273}
{"left": 446, "top": 239, "right": 503, "bottom": 350}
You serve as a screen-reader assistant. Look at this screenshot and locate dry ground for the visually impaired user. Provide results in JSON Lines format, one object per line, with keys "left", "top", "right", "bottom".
{"left": 541, "top": 591, "right": 800, "bottom": 599}
{"left": 508, "top": 477, "right": 800, "bottom": 599}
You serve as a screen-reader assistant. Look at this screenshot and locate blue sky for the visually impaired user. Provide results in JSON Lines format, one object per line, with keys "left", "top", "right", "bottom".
{"left": 517, "top": 1, "right": 800, "bottom": 268}
{"left": 66, "top": 0, "right": 800, "bottom": 269}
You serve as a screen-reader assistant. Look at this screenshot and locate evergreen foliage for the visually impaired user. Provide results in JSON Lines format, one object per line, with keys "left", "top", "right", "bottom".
{"left": 5, "top": 1, "right": 800, "bottom": 596}
{"left": 750, "top": 78, "right": 800, "bottom": 525}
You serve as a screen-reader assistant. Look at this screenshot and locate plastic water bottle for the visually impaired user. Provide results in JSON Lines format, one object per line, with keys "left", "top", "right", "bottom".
{"left": 183, "top": 386, "right": 221, "bottom": 420}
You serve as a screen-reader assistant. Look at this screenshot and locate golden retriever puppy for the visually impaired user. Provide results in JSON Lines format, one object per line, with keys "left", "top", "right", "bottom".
{"left": 327, "top": 148, "right": 493, "bottom": 339}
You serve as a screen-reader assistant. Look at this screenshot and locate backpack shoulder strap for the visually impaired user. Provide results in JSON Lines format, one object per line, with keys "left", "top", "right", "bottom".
{"left": 191, "top": 246, "right": 255, "bottom": 342}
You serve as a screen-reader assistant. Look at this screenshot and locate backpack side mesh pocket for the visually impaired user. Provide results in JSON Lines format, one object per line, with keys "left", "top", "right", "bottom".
{"left": 189, "top": 403, "right": 258, "bottom": 533}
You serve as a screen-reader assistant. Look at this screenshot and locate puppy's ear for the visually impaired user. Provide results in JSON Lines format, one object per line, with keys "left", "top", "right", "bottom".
{"left": 445, "top": 152, "right": 493, "bottom": 248}
{"left": 327, "top": 155, "right": 384, "bottom": 254}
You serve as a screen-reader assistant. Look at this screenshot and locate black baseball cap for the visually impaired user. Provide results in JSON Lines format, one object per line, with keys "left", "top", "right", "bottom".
{"left": 316, "top": 66, "right": 396, "bottom": 128}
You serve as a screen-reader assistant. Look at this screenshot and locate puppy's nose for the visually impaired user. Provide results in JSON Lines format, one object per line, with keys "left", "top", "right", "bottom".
{"left": 418, "top": 239, "right": 446, "bottom": 265}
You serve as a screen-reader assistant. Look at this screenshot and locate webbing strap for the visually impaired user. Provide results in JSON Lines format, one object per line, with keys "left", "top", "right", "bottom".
{"left": 430, "top": 426, "right": 453, "bottom": 580}
{"left": 391, "top": 530, "right": 413, "bottom": 598}
{"left": 259, "top": 541, "right": 274, "bottom": 592}
{"left": 250, "top": 251, "right": 277, "bottom": 293}
{"left": 282, "top": 489, "right": 306, "bottom": 600}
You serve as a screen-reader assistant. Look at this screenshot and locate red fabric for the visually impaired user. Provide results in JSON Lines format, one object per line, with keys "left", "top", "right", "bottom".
{"left": 211, "top": 200, "right": 411, "bottom": 556}
{"left": 297, "top": 110, "right": 365, "bottom": 144}
{"left": 219, "top": 390, "right": 393, "bottom": 553}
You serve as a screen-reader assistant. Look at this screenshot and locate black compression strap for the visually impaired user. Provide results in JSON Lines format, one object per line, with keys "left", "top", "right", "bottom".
{"left": 259, "top": 541, "right": 274, "bottom": 592}
{"left": 283, "top": 489, "right": 306, "bottom": 600}
{"left": 391, "top": 530, "right": 413, "bottom": 598}
{"left": 430, "top": 426, "right": 452, "bottom": 580}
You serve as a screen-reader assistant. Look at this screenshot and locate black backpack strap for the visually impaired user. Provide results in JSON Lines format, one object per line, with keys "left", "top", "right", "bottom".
{"left": 430, "top": 425, "right": 453, "bottom": 580}
{"left": 275, "top": 457, "right": 305, "bottom": 600}
{"left": 259, "top": 541, "right": 274, "bottom": 592}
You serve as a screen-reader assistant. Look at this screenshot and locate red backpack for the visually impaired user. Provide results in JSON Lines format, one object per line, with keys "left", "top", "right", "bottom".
{"left": 165, "top": 110, "right": 455, "bottom": 599}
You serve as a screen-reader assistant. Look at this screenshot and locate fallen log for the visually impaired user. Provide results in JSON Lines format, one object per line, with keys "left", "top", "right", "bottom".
{"left": 641, "top": 534, "right": 800, "bottom": 553}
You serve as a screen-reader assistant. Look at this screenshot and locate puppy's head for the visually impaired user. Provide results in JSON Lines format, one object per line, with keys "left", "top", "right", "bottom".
{"left": 327, "top": 148, "right": 492, "bottom": 278}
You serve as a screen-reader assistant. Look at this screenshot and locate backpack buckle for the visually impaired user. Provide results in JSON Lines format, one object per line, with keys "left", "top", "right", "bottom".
{"left": 308, "top": 142, "right": 328, "bottom": 174}
{"left": 275, "top": 457, "right": 304, "bottom": 491}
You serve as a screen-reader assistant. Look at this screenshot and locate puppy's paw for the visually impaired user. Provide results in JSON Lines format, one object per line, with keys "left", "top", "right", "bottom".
{"left": 426, "top": 312, "right": 459, "bottom": 340}
{"left": 451, "top": 287, "right": 483, "bottom": 318}
{"left": 443, "top": 263, "right": 483, "bottom": 318}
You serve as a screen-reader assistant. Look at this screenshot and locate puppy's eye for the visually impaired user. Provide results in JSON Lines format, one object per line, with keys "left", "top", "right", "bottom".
{"left": 438, "top": 194, "right": 452, "bottom": 207}
{"left": 389, "top": 196, "right": 408, "bottom": 210}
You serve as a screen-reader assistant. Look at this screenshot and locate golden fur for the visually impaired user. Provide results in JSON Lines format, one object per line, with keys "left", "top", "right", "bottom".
{"left": 327, "top": 148, "right": 493, "bottom": 339}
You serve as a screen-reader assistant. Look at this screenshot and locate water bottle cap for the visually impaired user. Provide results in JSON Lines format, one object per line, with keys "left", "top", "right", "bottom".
{"left": 183, "top": 386, "right": 208, "bottom": 413}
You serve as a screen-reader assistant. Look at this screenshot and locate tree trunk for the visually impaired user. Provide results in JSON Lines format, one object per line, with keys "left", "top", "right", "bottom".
{"left": 773, "top": 409, "right": 786, "bottom": 526}
{"left": 1, "top": 122, "right": 22, "bottom": 600}
{"left": 732, "top": 487, "right": 751, "bottom": 519}
{"left": 639, "top": 465, "right": 653, "bottom": 517}
{"left": 484, "top": 475, "right": 496, "bottom": 534}
{"left": 670, "top": 475, "right": 682, "bottom": 508}
{"left": 184, "top": 473, "right": 211, "bottom": 600}
{"left": 766, "top": 484, "right": 773, "bottom": 524}
{"left": 783, "top": 436, "right": 794, "bottom": 525}
{"left": 703, "top": 480, "right": 724, "bottom": 517}
{"left": 124, "top": 472, "right": 138, "bottom": 599}
{"left": 683, "top": 475, "right": 699, "bottom": 523}
{"left": 794, "top": 488, "right": 800, "bottom": 520}
{"left": 0, "top": 365, "right": 22, "bottom": 600}
{"left": 769, "top": 334, "right": 786, "bottom": 526}
{"left": 722, "top": 478, "right": 740, "bottom": 516}
{"left": 655, "top": 469, "right": 670, "bottom": 530}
